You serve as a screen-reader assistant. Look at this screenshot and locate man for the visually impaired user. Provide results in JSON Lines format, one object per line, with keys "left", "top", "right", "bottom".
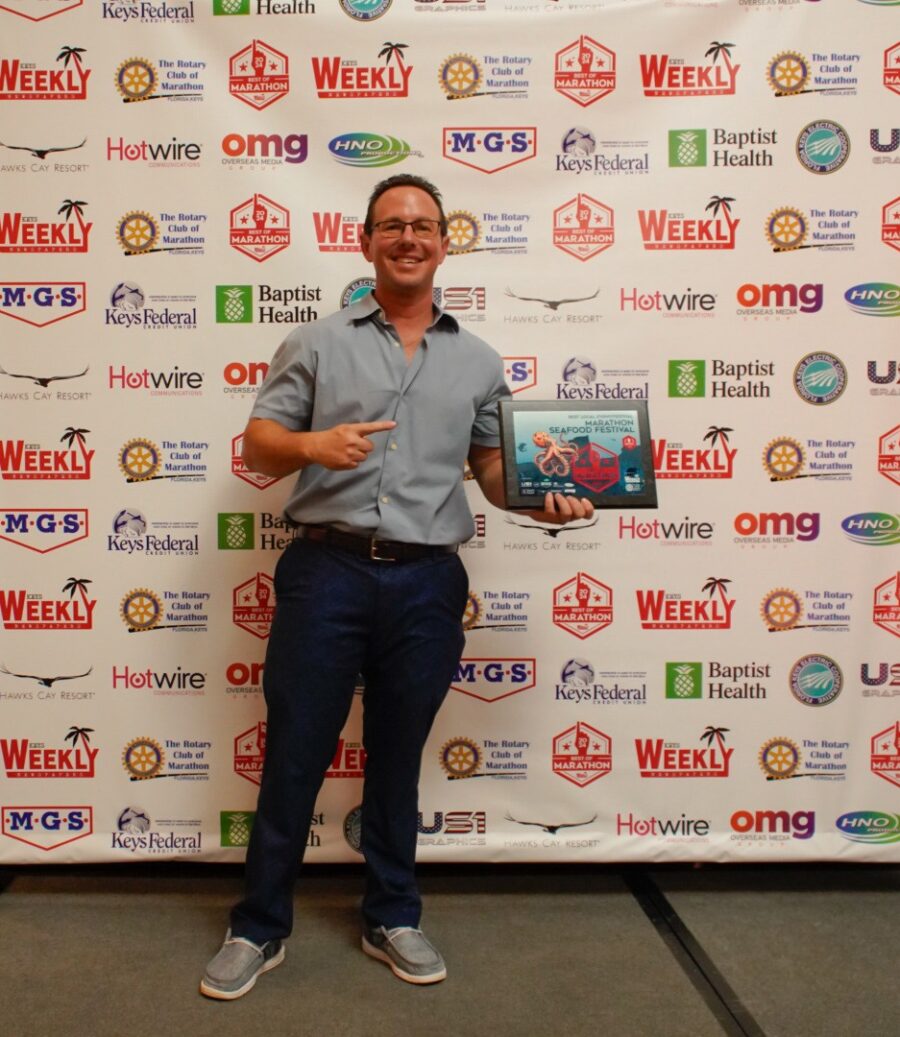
{"left": 200, "top": 174, "right": 593, "bottom": 999}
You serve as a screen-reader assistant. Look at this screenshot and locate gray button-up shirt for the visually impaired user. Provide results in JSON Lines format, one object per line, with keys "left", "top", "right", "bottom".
{"left": 250, "top": 293, "right": 511, "bottom": 544}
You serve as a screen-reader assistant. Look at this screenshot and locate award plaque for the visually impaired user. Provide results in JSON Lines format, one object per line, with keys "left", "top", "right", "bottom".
{"left": 499, "top": 399, "right": 658, "bottom": 509}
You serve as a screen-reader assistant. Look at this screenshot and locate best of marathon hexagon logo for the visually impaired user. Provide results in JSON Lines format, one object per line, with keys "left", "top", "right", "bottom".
{"left": 229, "top": 40, "right": 289, "bottom": 110}
{"left": 554, "top": 37, "right": 616, "bottom": 107}
{"left": 873, "top": 572, "right": 900, "bottom": 638}
{"left": 879, "top": 425, "right": 900, "bottom": 486}
{"left": 234, "top": 722, "right": 266, "bottom": 785}
{"left": 553, "top": 195, "right": 614, "bottom": 260}
{"left": 552, "top": 573, "right": 613, "bottom": 638}
{"left": 871, "top": 722, "right": 900, "bottom": 788}
{"left": 231, "top": 433, "right": 282, "bottom": 490}
{"left": 232, "top": 572, "right": 275, "bottom": 639}
{"left": 552, "top": 722, "right": 612, "bottom": 787}
{"left": 230, "top": 194, "right": 290, "bottom": 262}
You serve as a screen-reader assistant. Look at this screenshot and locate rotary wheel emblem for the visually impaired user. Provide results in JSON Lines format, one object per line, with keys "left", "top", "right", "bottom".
{"left": 439, "top": 737, "right": 482, "bottom": 778}
{"left": 766, "top": 207, "right": 808, "bottom": 250}
{"left": 463, "top": 591, "right": 482, "bottom": 630}
{"left": 118, "top": 211, "right": 159, "bottom": 255}
{"left": 767, "top": 52, "right": 809, "bottom": 95}
{"left": 121, "top": 588, "right": 162, "bottom": 631}
{"left": 761, "top": 587, "right": 802, "bottom": 631}
{"left": 439, "top": 54, "right": 482, "bottom": 99}
{"left": 122, "top": 737, "right": 165, "bottom": 780}
{"left": 446, "top": 210, "right": 480, "bottom": 254}
{"left": 119, "top": 438, "right": 161, "bottom": 481}
{"left": 758, "top": 737, "right": 801, "bottom": 779}
{"left": 763, "top": 437, "right": 804, "bottom": 480}
{"left": 116, "top": 58, "right": 158, "bottom": 101}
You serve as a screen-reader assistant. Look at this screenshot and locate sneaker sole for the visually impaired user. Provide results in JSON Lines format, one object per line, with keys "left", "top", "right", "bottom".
{"left": 199, "top": 945, "right": 285, "bottom": 1000}
{"left": 361, "top": 936, "right": 447, "bottom": 985}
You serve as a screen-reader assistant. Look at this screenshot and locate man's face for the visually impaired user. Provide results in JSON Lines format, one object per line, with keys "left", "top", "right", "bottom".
{"left": 360, "top": 186, "right": 449, "bottom": 298}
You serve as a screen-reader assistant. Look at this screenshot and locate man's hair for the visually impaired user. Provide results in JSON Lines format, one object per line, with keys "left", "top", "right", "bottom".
{"left": 363, "top": 174, "right": 447, "bottom": 235}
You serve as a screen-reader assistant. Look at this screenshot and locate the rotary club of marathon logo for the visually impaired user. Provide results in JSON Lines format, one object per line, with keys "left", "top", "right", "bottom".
{"left": 233, "top": 573, "right": 275, "bottom": 639}
{"left": 229, "top": 40, "right": 289, "bottom": 110}
{"left": 439, "top": 737, "right": 482, "bottom": 779}
{"left": 552, "top": 573, "right": 612, "bottom": 639}
{"left": 122, "top": 736, "right": 164, "bottom": 780}
{"left": 758, "top": 737, "right": 802, "bottom": 781}
{"left": 553, "top": 194, "right": 614, "bottom": 260}
{"left": 554, "top": 37, "right": 616, "bottom": 107}
{"left": 552, "top": 722, "right": 611, "bottom": 787}
{"left": 230, "top": 194, "right": 291, "bottom": 262}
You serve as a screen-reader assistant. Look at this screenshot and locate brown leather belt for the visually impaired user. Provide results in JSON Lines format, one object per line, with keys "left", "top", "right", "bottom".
{"left": 294, "top": 524, "right": 458, "bottom": 563}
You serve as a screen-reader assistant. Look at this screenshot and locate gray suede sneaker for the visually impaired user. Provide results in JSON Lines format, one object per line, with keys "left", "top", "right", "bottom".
{"left": 200, "top": 930, "right": 285, "bottom": 1000}
{"left": 362, "top": 925, "right": 447, "bottom": 984}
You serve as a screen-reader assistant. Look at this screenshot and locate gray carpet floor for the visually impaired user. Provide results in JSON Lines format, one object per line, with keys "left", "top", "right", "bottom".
{"left": 0, "top": 864, "right": 896, "bottom": 1037}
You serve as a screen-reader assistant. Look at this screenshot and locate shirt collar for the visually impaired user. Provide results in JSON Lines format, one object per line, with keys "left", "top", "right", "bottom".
{"left": 346, "top": 291, "right": 459, "bottom": 333}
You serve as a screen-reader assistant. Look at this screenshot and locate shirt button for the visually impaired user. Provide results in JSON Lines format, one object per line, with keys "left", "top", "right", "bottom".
{"left": 381, "top": 495, "right": 389, "bottom": 504}
{"left": 389, "top": 442, "right": 397, "bottom": 450}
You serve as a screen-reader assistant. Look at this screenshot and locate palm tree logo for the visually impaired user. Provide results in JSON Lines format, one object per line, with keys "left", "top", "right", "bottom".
{"left": 700, "top": 725, "right": 730, "bottom": 758}
{"left": 62, "top": 577, "right": 92, "bottom": 609}
{"left": 704, "top": 41, "right": 735, "bottom": 70}
{"left": 702, "top": 576, "right": 732, "bottom": 605}
{"left": 378, "top": 42, "right": 408, "bottom": 69}
{"left": 703, "top": 426, "right": 732, "bottom": 449}
{"left": 57, "top": 200, "right": 89, "bottom": 244}
{"left": 706, "top": 195, "right": 736, "bottom": 224}
{"left": 60, "top": 426, "right": 91, "bottom": 468}
{"left": 57, "top": 47, "right": 86, "bottom": 70}
{"left": 65, "top": 726, "right": 94, "bottom": 752}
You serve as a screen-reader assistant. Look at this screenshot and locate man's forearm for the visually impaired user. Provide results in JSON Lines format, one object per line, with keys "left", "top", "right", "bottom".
{"left": 241, "top": 418, "right": 319, "bottom": 477}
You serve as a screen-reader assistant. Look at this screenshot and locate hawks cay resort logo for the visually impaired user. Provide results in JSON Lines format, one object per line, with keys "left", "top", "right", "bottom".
{"left": 0, "top": 660, "right": 94, "bottom": 703}
{"left": 229, "top": 39, "right": 289, "bottom": 110}
{"left": 668, "top": 126, "right": 776, "bottom": 169}
{"left": 0, "top": 281, "right": 85, "bottom": 328}
{"left": 0, "top": 508, "right": 88, "bottom": 554}
{"left": 0, "top": 44, "right": 90, "bottom": 100}
{"left": 666, "top": 660, "right": 769, "bottom": 701}
{"left": 556, "top": 657, "right": 647, "bottom": 705}
{"left": 668, "top": 358, "right": 773, "bottom": 399}
{"left": 312, "top": 42, "right": 412, "bottom": 99}
{"left": 653, "top": 425, "right": 737, "bottom": 480}
{"left": 1, "top": 725, "right": 98, "bottom": 778}
{"left": 103, "top": 0, "right": 195, "bottom": 22}
{"left": 554, "top": 37, "right": 615, "bottom": 107}
{"left": 117, "top": 437, "right": 209, "bottom": 483}
{"left": 505, "top": 288, "right": 601, "bottom": 327}
{"left": 114, "top": 55, "right": 205, "bottom": 103}
{"left": 0, "top": 427, "right": 94, "bottom": 481}
{"left": 106, "top": 280, "right": 197, "bottom": 330}
{"left": 116, "top": 209, "right": 206, "bottom": 257}
{"left": 557, "top": 125, "right": 649, "bottom": 177}
{"left": 766, "top": 49, "right": 859, "bottom": 98}
{"left": 221, "top": 131, "right": 307, "bottom": 168}
{"left": 108, "top": 507, "right": 199, "bottom": 557}
{"left": 0, "top": 576, "right": 96, "bottom": 631}
{"left": 0, "top": 198, "right": 92, "bottom": 253}
{"left": 762, "top": 434, "right": 855, "bottom": 483}
{"left": 765, "top": 205, "right": 857, "bottom": 253}
{"left": 640, "top": 40, "right": 739, "bottom": 97}
{"left": 328, "top": 131, "right": 418, "bottom": 168}
{"left": 638, "top": 194, "right": 738, "bottom": 250}
{"left": 636, "top": 577, "right": 735, "bottom": 631}
{"left": 443, "top": 126, "right": 537, "bottom": 174}
{"left": 0, "top": 135, "right": 88, "bottom": 175}
{"left": 438, "top": 51, "right": 530, "bottom": 101}
{"left": 0, "top": 360, "right": 90, "bottom": 403}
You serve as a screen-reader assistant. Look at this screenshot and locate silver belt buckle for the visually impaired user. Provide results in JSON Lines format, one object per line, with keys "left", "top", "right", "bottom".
{"left": 369, "top": 537, "right": 397, "bottom": 562}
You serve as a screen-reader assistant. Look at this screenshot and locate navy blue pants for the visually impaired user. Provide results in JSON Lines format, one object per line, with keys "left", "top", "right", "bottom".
{"left": 230, "top": 537, "right": 468, "bottom": 943}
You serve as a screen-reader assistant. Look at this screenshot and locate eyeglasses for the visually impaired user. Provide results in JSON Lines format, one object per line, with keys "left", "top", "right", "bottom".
{"left": 371, "top": 219, "right": 444, "bottom": 239}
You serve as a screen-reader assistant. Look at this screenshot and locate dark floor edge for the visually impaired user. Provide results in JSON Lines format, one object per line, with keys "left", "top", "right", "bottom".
{"left": 623, "top": 867, "right": 767, "bottom": 1037}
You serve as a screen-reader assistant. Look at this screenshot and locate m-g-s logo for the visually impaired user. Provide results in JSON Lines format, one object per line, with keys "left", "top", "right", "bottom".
{"left": 450, "top": 658, "right": 535, "bottom": 702}
{"left": 0, "top": 282, "right": 86, "bottom": 327}
{"left": 2, "top": 806, "right": 93, "bottom": 851}
{"left": 442, "top": 127, "right": 537, "bottom": 173}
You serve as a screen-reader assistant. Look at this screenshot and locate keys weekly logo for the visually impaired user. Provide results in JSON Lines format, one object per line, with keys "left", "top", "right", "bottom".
{"left": 1, "top": 727, "right": 98, "bottom": 778}
{"left": 652, "top": 426, "right": 737, "bottom": 480}
{"left": 0, "top": 427, "right": 94, "bottom": 481}
{"left": 0, "top": 44, "right": 90, "bottom": 100}
{"left": 0, "top": 199, "right": 92, "bottom": 253}
{"left": 312, "top": 42, "right": 412, "bottom": 98}
{"left": 640, "top": 41, "right": 739, "bottom": 97}
{"left": 635, "top": 726, "right": 732, "bottom": 777}
{"left": 0, "top": 576, "right": 95, "bottom": 630}
{"left": 636, "top": 577, "right": 735, "bottom": 630}
{"left": 638, "top": 194, "right": 738, "bottom": 250}
{"left": 312, "top": 211, "right": 362, "bottom": 252}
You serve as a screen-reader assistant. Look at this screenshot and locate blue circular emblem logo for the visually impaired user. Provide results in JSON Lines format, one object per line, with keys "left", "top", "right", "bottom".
{"left": 793, "top": 352, "right": 847, "bottom": 404}
{"left": 796, "top": 120, "right": 850, "bottom": 174}
{"left": 339, "top": 0, "right": 392, "bottom": 21}
{"left": 790, "top": 654, "right": 842, "bottom": 706}
{"left": 340, "top": 278, "right": 375, "bottom": 309}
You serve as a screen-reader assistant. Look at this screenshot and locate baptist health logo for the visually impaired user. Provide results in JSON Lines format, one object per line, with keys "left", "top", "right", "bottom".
{"left": 666, "top": 662, "right": 702, "bottom": 699}
{"left": 669, "top": 360, "right": 705, "bottom": 398}
{"left": 669, "top": 130, "right": 706, "bottom": 168}
{"left": 216, "top": 285, "right": 252, "bottom": 323}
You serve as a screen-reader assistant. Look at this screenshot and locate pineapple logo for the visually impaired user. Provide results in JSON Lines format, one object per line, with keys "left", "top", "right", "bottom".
{"left": 221, "top": 810, "right": 255, "bottom": 847}
{"left": 669, "top": 129, "right": 707, "bottom": 168}
{"left": 216, "top": 285, "right": 253, "bottom": 323}
{"left": 668, "top": 360, "right": 706, "bottom": 398}
{"left": 666, "top": 662, "right": 703, "bottom": 699}
{"left": 219, "top": 513, "right": 254, "bottom": 550}
{"left": 214, "top": 0, "right": 250, "bottom": 13}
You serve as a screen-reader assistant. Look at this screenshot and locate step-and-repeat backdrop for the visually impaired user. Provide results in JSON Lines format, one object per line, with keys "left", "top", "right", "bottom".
{"left": 1, "top": 0, "right": 898, "bottom": 864}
